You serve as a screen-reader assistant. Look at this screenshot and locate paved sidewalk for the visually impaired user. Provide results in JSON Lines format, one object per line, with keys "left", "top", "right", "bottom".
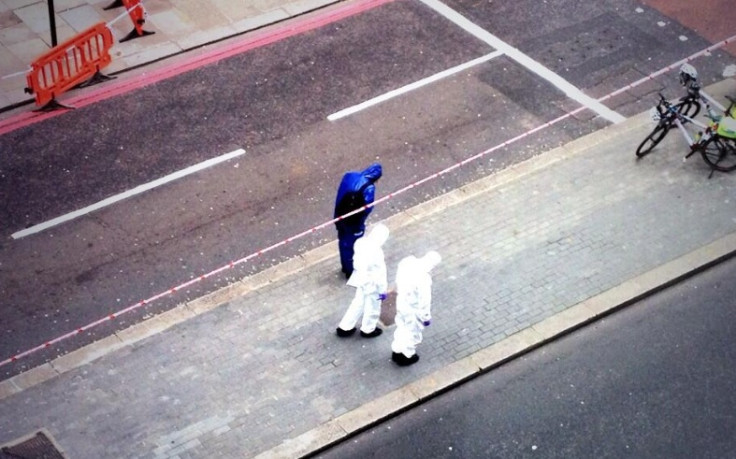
{"left": 0, "top": 0, "right": 339, "bottom": 109}
{"left": 1, "top": 78, "right": 735, "bottom": 458}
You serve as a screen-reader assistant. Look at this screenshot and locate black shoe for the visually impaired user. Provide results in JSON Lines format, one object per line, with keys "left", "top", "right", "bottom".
{"left": 392, "top": 352, "right": 419, "bottom": 366}
{"left": 336, "top": 327, "right": 356, "bottom": 337}
{"left": 360, "top": 328, "right": 383, "bottom": 338}
{"left": 342, "top": 270, "right": 353, "bottom": 279}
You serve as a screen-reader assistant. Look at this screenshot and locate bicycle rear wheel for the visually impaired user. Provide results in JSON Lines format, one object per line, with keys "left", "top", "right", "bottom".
{"left": 699, "top": 135, "right": 736, "bottom": 172}
{"left": 636, "top": 123, "right": 669, "bottom": 157}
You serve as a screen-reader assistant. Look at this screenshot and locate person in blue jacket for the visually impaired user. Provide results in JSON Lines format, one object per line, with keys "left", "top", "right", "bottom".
{"left": 334, "top": 163, "right": 383, "bottom": 278}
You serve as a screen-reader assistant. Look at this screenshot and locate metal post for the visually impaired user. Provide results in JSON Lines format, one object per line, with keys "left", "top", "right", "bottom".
{"left": 47, "top": 0, "right": 57, "bottom": 47}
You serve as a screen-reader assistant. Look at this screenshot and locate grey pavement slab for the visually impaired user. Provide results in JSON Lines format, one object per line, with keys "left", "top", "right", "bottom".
{"left": 58, "top": 4, "right": 104, "bottom": 33}
{"left": 1, "top": 79, "right": 735, "bottom": 458}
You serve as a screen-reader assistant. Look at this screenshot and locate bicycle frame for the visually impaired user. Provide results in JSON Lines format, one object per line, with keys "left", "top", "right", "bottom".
{"left": 669, "top": 111, "right": 709, "bottom": 149}
{"left": 637, "top": 92, "right": 720, "bottom": 161}
{"left": 699, "top": 89, "right": 727, "bottom": 113}
{"left": 636, "top": 64, "right": 736, "bottom": 174}
{"left": 686, "top": 83, "right": 730, "bottom": 120}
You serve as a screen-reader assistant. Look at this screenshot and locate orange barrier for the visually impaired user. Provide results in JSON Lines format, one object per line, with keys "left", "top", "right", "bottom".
{"left": 104, "top": 0, "right": 155, "bottom": 42}
{"left": 25, "top": 22, "right": 115, "bottom": 110}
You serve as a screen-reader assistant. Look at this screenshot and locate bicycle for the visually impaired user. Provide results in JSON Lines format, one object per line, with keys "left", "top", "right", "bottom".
{"left": 635, "top": 91, "right": 736, "bottom": 173}
{"left": 665, "top": 63, "right": 736, "bottom": 121}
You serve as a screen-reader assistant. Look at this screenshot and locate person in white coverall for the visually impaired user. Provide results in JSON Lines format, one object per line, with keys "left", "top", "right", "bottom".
{"left": 336, "top": 224, "right": 389, "bottom": 338}
{"left": 391, "top": 251, "right": 441, "bottom": 366}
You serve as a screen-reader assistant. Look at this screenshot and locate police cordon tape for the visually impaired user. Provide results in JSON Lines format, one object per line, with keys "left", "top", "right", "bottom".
{"left": 600, "top": 34, "right": 736, "bottom": 104}
{"left": 1, "top": 35, "right": 735, "bottom": 369}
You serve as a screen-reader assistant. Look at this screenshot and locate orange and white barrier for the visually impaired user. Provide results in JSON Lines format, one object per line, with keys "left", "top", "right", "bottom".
{"left": 24, "top": 22, "right": 114, "bottom": 109}
{"left": 104, "top": 0, "right": 155, "bottom": 42}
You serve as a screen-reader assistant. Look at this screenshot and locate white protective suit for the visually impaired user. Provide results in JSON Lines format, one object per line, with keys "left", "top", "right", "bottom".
{"left": 337, "top": 224, "right": 389, "bottom": 334}
{"left": 391, "top": 251, "right": 441, "bottom": 358}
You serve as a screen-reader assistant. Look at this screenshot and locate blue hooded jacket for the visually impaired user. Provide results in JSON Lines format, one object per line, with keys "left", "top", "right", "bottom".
{"left": 334, "top": 163, "right": 383, "bottom": 230}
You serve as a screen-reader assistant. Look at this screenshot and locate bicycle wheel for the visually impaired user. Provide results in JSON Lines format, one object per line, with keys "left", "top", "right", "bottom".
{"left": 699, "top": 135, "right": 736, "bottom": 172}
{"left": 636, "top": 123, "right": 669, "bottom": 157}
{"left": 675, "top": 98, "right": 700, "bottom": 121}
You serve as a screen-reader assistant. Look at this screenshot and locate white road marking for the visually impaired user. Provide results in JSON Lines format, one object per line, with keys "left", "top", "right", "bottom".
{"left": 419, "top": 0, "right": 626, "bottom": 124}
{"left": 328, "top": 50, "right": 503, "bottom": 121}
{"left": 12, "top": 148, "right": 247, "bottom": 240}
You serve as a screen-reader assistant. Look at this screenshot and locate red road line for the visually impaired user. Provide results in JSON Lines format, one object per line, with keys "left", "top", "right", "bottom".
{"left": 0, "top": 0, "right": 394, "bottom": 137}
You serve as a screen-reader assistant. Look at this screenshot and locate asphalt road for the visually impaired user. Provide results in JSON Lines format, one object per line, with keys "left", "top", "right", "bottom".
{"left": 314, "top": 255, "right": 736, "bottom": 459}
{"left": 1, "top": 0, "right": 734, "bottom": 378}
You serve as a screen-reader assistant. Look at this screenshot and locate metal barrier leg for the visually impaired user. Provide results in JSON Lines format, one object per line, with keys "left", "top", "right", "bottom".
{"left": 103, "top": 0, "right": 124, "bottom": 10}
{"left": 77, "top": 70, "right": 116, "bottom": 88}
{"left": 119, "top": 27, "right": 155, "bottom": 43}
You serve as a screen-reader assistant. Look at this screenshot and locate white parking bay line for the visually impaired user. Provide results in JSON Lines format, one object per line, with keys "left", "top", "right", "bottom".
{"left": 328, "top": 50, "right": 503, "bottom": 121}
{"left": 12, "top": 148, "right": 247, "bottom": 240}
{"left": 420, "top": 0, "right": 626, "bottom": 124}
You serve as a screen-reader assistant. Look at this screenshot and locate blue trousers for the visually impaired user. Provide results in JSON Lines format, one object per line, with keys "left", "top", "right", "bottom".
{"left": 337, "top": 226, "right": 364, "bottom": 274}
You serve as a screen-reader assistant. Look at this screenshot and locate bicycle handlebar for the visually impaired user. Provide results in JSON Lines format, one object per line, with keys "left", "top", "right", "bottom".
{"left": 657, "top": 93, "right": 675, "bottom": 114}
